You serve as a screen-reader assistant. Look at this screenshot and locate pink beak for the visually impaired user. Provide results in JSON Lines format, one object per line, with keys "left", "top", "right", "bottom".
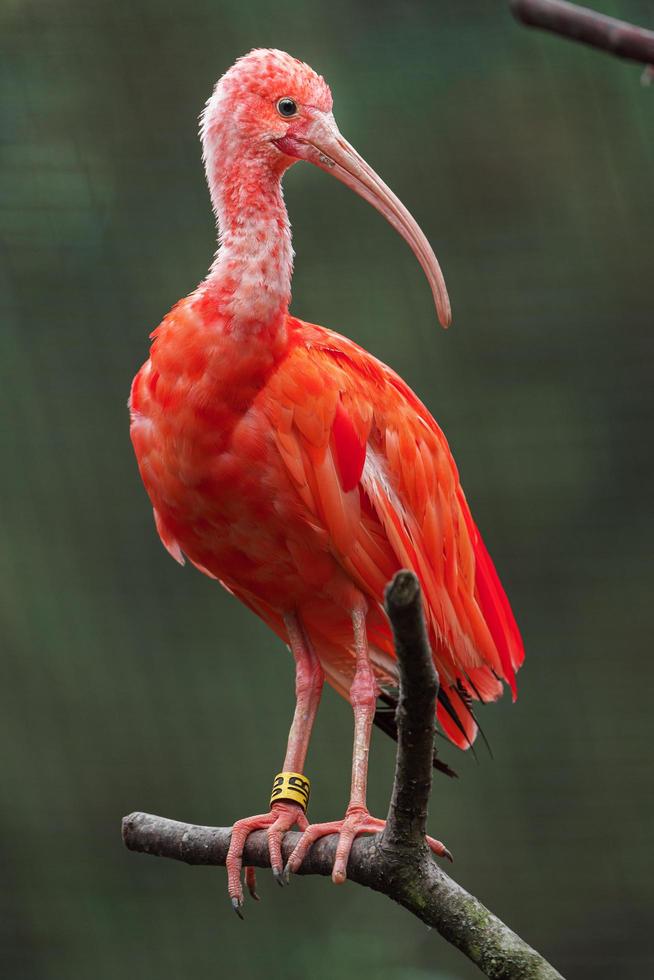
{"left": 276, "top": 114, "right": 451, "bottom": 329}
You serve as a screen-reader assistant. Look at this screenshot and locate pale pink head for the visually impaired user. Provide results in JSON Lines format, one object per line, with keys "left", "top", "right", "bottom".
{"left": 201, "top": 49, "right": 451, "bottom": 328}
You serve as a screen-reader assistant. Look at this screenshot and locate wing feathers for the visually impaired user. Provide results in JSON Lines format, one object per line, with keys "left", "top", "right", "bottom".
{"left": 332, "top": 400, "right": 367, "bottom": 492}
{"left": 262, "top": 325, "right": 524, "bottom": 749}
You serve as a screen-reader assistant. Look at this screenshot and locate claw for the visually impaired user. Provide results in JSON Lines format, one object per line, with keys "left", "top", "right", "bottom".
{"left": 442, "top": 847, "right": 454, "bottom": 863}
{"left": 224, "top": 801, "right": 307, "bottom": 911}
{"left": 282, "top": 864, "right": 292, "bottom": 885}
{"left": 245, "top": 867, "right": 260, "bottom": 900}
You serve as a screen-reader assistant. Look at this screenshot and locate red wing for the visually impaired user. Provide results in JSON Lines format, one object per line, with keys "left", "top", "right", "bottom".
{"left": 302, "top": 323, "right": 524, "bottom": 748}
{"left": 258, "top": 318, "right": 524, "bottom": 749}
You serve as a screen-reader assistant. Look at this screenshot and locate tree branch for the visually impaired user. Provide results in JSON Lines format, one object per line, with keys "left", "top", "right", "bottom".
{"left": 509, "top": 0, "right": 654, "bottom": 67}
{"left": 122, "top": 571, "right": 564, "bottom": 980}
{"left": 382, "top": 569, "right": 439, "bottom": 849}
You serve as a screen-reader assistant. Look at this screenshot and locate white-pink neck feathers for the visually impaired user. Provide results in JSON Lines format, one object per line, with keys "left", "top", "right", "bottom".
{"left": 199, "top": 50, "right": 331, "bottom": 331}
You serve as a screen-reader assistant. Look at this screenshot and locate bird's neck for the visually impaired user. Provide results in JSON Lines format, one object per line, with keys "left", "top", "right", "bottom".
{"left": 204, "top": 153, "right": 294, "bottom": 339}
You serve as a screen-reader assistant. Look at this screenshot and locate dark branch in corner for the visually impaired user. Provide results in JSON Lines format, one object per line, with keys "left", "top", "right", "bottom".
{"left": 510, "top": 0, "right": 654, "bottom": 67}
{"left": 123, "top": 571, "right": 564, "bottom": 980}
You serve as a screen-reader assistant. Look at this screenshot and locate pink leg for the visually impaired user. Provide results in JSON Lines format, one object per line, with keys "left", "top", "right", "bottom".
{"left": 279, "top": 614, "right": 324, "bottom": 774}
{"left": 226, "top": 612, "right": 323, "bottom": 912}
{"left": 285, "top": 598, "right": 450, "bottom": 884}
{"left": 332, "top": 601, "right": 377, "bottom": 882}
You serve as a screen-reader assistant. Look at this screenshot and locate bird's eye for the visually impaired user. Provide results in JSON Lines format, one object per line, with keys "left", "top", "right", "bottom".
{"left": 277, "top": 97, "right": 298, "bottom": 118}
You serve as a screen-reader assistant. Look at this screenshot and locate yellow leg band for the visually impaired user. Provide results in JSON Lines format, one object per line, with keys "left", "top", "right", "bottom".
{"left": 270, "top": 771, "right": 311, "bottom": 812}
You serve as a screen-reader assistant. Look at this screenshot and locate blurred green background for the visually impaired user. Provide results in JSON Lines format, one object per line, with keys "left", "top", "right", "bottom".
{"left": 1, "top": 1, "right": 653, "bottom": 977}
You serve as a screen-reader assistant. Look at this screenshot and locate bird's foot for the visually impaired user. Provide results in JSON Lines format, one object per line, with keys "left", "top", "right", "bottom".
{"left": 283, "top": 804, "right": 451, "bottom": 885}
{"left": 226, "top": 801, "right": 308, "bottom": 915}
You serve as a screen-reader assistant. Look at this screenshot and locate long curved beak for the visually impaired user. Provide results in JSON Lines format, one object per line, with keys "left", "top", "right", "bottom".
{"left": 282, "top": 114, "right": 451, "bottom": 328}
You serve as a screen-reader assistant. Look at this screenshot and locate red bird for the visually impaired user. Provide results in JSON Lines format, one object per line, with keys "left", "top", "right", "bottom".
{"left": 129, "top": 49, "right": 524, "bottom": 912}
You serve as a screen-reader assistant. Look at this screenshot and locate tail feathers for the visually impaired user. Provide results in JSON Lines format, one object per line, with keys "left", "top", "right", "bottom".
{"left": 467, "top": 511, "right": 525, "bottom": 700}
{"left": 436, "top": 684, "right": 478, "bottom": 750}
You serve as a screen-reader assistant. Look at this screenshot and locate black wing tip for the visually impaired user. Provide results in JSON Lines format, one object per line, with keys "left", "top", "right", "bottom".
{"left": 373, "top": 693, "right": 458, "bottom": 778}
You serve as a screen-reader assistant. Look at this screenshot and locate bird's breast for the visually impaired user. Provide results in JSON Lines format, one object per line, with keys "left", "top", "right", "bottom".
{"left": 129, "top": 308, "right": 331, "bottom": 604}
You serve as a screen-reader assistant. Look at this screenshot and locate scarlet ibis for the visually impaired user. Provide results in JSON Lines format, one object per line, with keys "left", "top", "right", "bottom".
{"left": 129, "top": 49, "right": 524, "bottom": 912}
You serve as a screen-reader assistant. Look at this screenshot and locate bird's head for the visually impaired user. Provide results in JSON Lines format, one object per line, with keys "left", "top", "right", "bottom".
{"left": 201, "top": 48, "right": 451, "bottom": 328}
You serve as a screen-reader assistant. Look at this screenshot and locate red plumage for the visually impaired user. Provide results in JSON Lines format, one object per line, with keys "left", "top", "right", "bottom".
{"left": 129, "top": 48, "right": 524, "bottom": 903}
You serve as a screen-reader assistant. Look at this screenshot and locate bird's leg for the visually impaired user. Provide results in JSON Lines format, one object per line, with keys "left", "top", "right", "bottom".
{"left": 285, "top": 599, "right": 450, "bottom": 884}
{"left": 331, "top": 600, "right": 378, "bottom": 882}
{"left": 279, "top": 613, "right": 324, "bottom": 774}
{"left": 226, "top": 612, "right": 323, "bottom": 912}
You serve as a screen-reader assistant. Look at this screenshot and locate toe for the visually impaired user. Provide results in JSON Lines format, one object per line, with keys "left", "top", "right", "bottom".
{"left": 332, "top": 822, "right": 359, "bottom": 884}
{"left": 225, "top": 812, "right": 275, "bottom": 905}
{"left": 245, "top": 866, "right": 259, "bottom": 900}
{"left": 332, "top": 865, "right": 348, "bottom": 885}
{"left": 267, "top": 827, "right": 284, "bottom": 881}
{"left": 285, "top": 820, "right": 341, "bottom": 876}
{"left": 267, "top": 802, "right": 307, "bottom": 880}
{"left": 426, "top": 835, "right": 453, "bottom": 861}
